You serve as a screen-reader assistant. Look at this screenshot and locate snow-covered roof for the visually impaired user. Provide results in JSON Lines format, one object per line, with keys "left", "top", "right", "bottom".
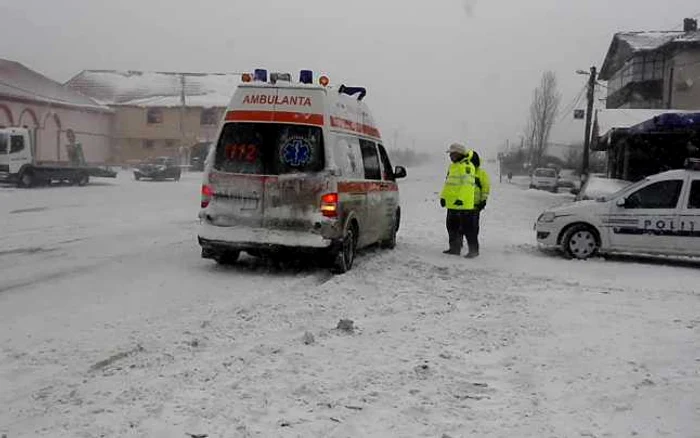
{"left": 66, "top": 70, "right": 240, "bottom": 108}
{"left": 0, "top": 59, "right": 111, "bottom": 112}
{"left": 600, "top": 31, "right": 700, "bottom": 80}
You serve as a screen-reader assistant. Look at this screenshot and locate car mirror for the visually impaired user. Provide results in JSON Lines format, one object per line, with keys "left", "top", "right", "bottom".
{"left": 616, "top": 197, "right": 627, "bottom": 208}
{"left": 394, "top": 166, "right": 407, "bottom": 179}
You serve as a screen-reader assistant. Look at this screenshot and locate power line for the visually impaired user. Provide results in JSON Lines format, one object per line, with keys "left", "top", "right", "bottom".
{"left": 557, "top": 84, "right": 587, "bottom": 123}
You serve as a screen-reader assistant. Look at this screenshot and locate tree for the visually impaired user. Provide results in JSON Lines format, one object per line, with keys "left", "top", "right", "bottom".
{"left": 525, "top": 72, "right": 561, "bottom": 168}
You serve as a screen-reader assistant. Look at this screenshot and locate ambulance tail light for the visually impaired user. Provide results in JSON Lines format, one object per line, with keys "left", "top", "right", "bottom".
{"left": 321, "top": 193, "right": 339, "bottom": 218}
{"left": 241, "top": 73, "right": 252, "bottom": 83}
{"left": 254, "top": 69, "right": 268, "bottom": 82}
{"left": 201, "top": 184, "right": 213, "bottom": 209}
{"left": 300, "top": 70, "right": 313, "bottom": 84}
{"left": 319, "top": 75, "right": 330, "bottom": 87}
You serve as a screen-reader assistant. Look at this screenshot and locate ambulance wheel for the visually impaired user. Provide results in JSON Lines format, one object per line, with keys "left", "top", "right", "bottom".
{"left": 561, "top": 224, "right": 599, "bottom": 260}
{"left": 216, "top": 250, "right": 240, "bottom": 266}
{"left": 333, "top": 226, "right": 357, "bottom": 274}
{"left": 381, "top": 212, "right": 399, "bottom": 249}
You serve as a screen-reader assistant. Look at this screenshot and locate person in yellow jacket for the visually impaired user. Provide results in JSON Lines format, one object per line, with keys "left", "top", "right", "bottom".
{"left": 440, "top": 143, "right": 478, "bottom": 257}
{"left": 468, "top": 149, "right": 491, "bottom": 256}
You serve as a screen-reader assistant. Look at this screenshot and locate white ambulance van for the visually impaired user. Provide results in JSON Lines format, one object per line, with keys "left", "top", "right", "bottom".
{"left": 198, "top": 70, "right": 407, "bottom": 273}
{"left": 535, "top": 159, "right": 700, "bottom": 260}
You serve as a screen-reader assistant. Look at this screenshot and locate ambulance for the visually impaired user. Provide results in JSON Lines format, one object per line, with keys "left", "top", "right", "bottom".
{"left": 535, "top": 159, "right": 700, "bottom": 260}
{"left": 197, "top": 69, "right": 407, "bottom": 273}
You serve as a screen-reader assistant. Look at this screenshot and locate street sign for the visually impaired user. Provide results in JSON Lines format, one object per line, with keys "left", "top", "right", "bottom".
{"left": 574, "top": 109, "right": 585, "bottom": 120}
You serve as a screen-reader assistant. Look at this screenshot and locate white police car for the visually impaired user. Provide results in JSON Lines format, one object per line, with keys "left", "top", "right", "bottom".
{"left": 535, "top": 159, "right": 700, "bottom": 259}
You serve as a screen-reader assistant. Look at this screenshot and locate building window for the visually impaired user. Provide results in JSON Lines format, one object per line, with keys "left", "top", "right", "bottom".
{"left": 143, "top": 139, "right": 155, "bottom": 149}
{"left": 165, "top": 140, "right": 176, "bottom": 149}
{"left": 147, "top": 108, "right": 163, "bottom": 124}
{"left": 201, "top": 108, "right": 218, "bottom": 126}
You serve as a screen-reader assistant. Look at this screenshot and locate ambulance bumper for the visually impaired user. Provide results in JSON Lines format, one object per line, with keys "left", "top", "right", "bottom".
{"left": 198, "top": 221, "right": 333, "bottom": 252}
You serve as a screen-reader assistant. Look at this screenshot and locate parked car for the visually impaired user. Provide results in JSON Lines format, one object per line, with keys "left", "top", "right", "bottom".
{"left": 198, "top": 70, "right": 407, "bottom": 273}
{"left": 530, "top": 167, "right": 559, "bottom": 192}
{"left": 535, "top": 159, "right": 700, "bottom": 260}
{"left": 134, "top": 157, "right": 181, "bottom": 181}
{"left": 557, "top": 169, "right": 578, "bottom": 190}
{"left": 574, "top": 174, "right": 631, "bottom": 201}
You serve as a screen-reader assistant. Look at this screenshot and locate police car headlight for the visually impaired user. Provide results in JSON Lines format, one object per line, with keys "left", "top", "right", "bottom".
{"left": 538, "top": 212, "right": 556, "bottom": 223}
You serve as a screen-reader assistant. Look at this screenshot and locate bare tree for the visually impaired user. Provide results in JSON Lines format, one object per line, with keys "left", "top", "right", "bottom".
{"left": 525, "top": 71, "right": 561, "bottom": 168}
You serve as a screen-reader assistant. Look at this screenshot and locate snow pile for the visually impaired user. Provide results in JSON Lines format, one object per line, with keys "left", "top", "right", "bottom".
{"left": 616, "top": 31, "right": 683, "bottom": 52}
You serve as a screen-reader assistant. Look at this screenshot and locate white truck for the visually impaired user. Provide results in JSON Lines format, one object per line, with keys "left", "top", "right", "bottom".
{"left": 0, "top": 127, "right": 117, "bottom": 188}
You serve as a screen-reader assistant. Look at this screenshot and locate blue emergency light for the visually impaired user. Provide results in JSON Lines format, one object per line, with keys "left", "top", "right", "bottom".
{"left": 299, "top": 70, "right": 313, "bottom": 84}
{"left": 254, "top": 69, "right": 268, "bottom": 82}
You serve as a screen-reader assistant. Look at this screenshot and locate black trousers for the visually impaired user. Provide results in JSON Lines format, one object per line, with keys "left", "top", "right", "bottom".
{"left": 446, "top": 209, "right": 479, "bottom": 254}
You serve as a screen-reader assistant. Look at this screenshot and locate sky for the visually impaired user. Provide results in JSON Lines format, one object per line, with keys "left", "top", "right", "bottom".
{"left": 1, "top": 0, "right": 699, "bottom": 158}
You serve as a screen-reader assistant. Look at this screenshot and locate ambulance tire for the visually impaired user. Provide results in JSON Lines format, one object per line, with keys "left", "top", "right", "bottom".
{"left": 380, "top": 212, "right": 399, "bottom": 249}
{"left": 333, "top": 225, "right": 357, "bottom": 274}
{"left": 561, "top": 224, "right": 600, "bottom": 260}
{"left": 215, "top": 250, "right": 241, "bottom": 266}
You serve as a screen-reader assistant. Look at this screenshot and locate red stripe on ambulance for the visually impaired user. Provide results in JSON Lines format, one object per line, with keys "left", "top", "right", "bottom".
{"left": 338, "top": 181, "right": 398, "bottom": 193}
{"left": 330, "top": 117, "right": 381, "bottom": 139}
{"left": 226, "top": 110, "right": 324, "bottom": 126}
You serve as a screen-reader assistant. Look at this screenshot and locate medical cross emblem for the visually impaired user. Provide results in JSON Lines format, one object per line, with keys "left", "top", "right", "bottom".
{"left": 281, "top": 138, "right": 312, "bottom": 167}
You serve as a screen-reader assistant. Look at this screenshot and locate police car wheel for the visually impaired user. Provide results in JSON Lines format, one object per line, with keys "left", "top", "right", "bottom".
{"left": 333, "top": 227, "right": 356, "bottom": 274}
{"left": 562, "top": 224, "right": 599, "bottom": 260}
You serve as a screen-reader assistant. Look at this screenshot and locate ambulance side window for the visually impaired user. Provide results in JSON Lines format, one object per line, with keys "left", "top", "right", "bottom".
{"left": 688, "top": 181, "right": 700, "bottom": 209}
{"left": 0, "top": 133, "right": 7, "bottom": 153}
{"left": 377, "top": 144, "right": 395, "bottom": 181}
{"left": 626, "top": 180, "right": 683, "bottom": 209}
{"left": 359, "top": 139, "right": 381, "bottom": 180}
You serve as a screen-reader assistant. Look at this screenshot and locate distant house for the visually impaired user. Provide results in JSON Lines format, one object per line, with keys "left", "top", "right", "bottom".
{"left": 599, "top": 18, "right": 700, "bottom": 109}
{"left": 66, "top": 70, "right": 239, "bottom": 164}
{"left": 0, "top": 59, "right": 113, "bottom": 163}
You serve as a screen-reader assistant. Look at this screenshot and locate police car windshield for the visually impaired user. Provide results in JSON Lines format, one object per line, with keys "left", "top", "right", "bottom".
{"left": 214, "top": 122, "right": 325, "bottom": 175}
{"left": 601, "top": 178, "right": 645, "bottom": 201}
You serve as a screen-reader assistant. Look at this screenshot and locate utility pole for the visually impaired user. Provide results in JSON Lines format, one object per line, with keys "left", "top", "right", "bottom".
{"left": 581, "top": 66, "right": 597, "bottom": 177}
{"left": 179, "top": 74, "right": 187, "bottom": 170}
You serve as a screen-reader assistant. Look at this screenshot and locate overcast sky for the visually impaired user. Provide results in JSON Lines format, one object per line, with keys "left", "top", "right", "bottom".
{"left": 1, "top": 0, "right": 699, "bottom": 157}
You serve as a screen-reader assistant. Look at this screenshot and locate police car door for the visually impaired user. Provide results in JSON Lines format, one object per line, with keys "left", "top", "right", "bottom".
{"left": 678, "top": 177, "right": 700, "bottom": 256}
{"left": 358, "top": 139, "right": 383, "bottom": 245}
{"left": 608, "top": 178, "right": 684, "bottom": 252}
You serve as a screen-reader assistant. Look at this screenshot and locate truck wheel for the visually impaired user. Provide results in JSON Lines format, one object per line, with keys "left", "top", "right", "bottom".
{"left": 333, "top": 226, "right": 357, "bottom": 274}
{"left": 77, "top": 173, "right": 89, "bottom": 186}
{"left": 561, "top": 224, "right": 599, "bottom": 260}
{"left": 134, "top": 173, "right": 141, "bottom": 181}
{"left": 18, "top": 170, "right": 34, "bottom": 188}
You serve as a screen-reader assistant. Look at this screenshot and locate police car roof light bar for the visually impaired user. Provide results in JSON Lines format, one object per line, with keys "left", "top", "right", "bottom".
{"left": 254, "top": 69, "right": 268, "bottom": 82}
{"left": 338, "top": 85, "right": 367, "bottom": 101}
{"left": 299, "top": 70, "right": 313, "bottom": 84}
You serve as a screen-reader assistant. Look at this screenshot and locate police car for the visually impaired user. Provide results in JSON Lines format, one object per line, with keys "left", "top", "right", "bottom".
{"left": 535, "top": 159, "right": 700, "bottom": 259}
{"left": 197, "top": 69, "right": 407, "bottom": 273}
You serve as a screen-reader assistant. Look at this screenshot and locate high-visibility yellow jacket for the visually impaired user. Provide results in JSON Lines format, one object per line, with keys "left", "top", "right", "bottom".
{"left": 475, "top": 167, "right": 491, "bottom": 204}
{"left": 440, "top": 158, "right": 476, "bottom": 210}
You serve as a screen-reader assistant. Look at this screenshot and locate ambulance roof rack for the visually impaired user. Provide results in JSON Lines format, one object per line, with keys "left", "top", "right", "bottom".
{"left": 685, "top": 158, "right": 700, "bottom": 171}
{"left": 338, "top": 85, "right": 367, "bottom": 101}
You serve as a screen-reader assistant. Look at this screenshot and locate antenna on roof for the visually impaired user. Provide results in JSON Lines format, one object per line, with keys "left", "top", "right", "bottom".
{"left": 338, "top": 85, "right": 367, "bottom": 101}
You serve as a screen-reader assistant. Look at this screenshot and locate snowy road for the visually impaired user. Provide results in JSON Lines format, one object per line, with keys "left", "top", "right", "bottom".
{"left": 1, "top": 165, "right": 699, "bottom": 437}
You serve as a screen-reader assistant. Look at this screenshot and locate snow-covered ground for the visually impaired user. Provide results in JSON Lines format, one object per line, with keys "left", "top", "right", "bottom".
{"left": 1, "top": 163, "right": 699, "bottom": 437}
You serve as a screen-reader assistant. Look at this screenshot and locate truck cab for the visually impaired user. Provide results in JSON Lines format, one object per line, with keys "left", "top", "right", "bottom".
{"left": 0, "top": 128, "right": 32, "bottom": 180}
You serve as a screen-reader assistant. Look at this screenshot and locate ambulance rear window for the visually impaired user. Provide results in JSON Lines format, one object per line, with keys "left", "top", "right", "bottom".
{"left": 214, "top": 122, "right": 324, "bottom": 175}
